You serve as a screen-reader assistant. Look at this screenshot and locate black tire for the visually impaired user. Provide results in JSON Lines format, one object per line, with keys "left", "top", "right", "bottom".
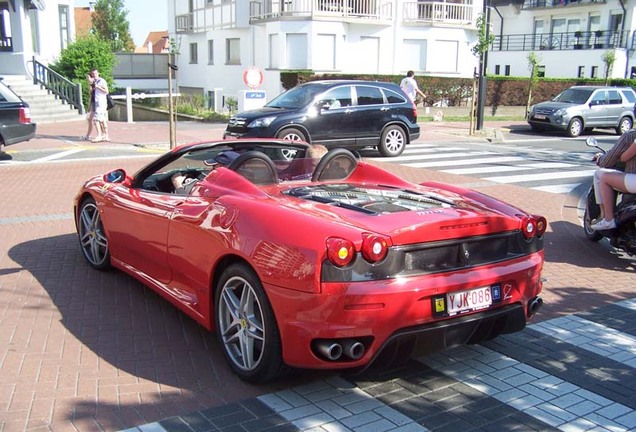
{"left": 567, "top": 118, "right": 583, "bottom": 137}
{"left": 616, "top": 116, "right": 633, "bottom": 135}
{"left": 276, "top": 127, "right": 308, "bottom": 143}
{"left": 529, "top": 124, "right": 543, "bottom": 133}
{"left": 77, "top": 197, "right": 111, "bottom": 270}
{"left": 214, "top": 263, "right": 287, "bottom": 382}
{"left": 583, "top": 206, "right": 603, "bottom": 242}
{"left": 378, "top": 125, "right": 406, "bottom": 157}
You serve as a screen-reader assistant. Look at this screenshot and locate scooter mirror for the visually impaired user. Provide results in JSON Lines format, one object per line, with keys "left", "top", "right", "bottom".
{"left": 585, "top": 137, "right": 598, "bottom": 147}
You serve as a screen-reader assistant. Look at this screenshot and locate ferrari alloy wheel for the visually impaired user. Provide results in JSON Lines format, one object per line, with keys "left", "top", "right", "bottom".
{"left": 78, "top": 197, "right": 111, "bottom": 270}
{"left": 378, "top": 125, "right": 406, "bottom": 157}
{"left": 215, "top": 264, "right": 285, "bottom": 382}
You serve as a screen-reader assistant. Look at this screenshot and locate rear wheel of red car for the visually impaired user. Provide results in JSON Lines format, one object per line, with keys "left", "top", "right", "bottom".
{"left": 277, "top": 127, "right": 307, "bottom": 143}
{"left": 378, "top": 125, "right": 406, "bottom": 157}
{"left": 78, "top": 197, "right": 111, "bottom": 270}
{"left": 616, "top": 116, "right": 633, "bottom": 135}
{"left": 567, "top": 118, "right": 583, "bottom": 137}
{"left": 215, "top": 263, "right": 286, "bottom": 382}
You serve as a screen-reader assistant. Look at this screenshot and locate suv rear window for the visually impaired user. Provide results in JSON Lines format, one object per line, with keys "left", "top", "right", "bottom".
{"left": 384, "top": 88, "right": 407, "bottom": 104}
{"left": 355, "top": 86, "right": 384, "bottom": 106}
{"left": 0, "top": 82, "right": 22, "bottom": 103}
{"left": 621, "top": 89, "right": 636, "bottom": 103}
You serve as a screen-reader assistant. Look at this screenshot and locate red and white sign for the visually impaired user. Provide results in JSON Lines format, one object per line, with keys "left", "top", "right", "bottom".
{"left": 243, "top": 67, "right": 264, "bottom": 89}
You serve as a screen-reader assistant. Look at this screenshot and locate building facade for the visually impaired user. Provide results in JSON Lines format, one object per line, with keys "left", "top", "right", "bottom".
{"left": 489, "top": 0, "right": 634, "bottom": 79}
{"left": 0, "top": 0, "right": 74, "bottom": 76}
{"left": 167, "top": 0, "right": 483, "bottom": 107}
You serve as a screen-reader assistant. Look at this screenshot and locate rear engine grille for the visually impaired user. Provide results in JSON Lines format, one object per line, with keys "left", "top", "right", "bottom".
{"left": 321, "top": 231, "right": 543, "bottom": 282}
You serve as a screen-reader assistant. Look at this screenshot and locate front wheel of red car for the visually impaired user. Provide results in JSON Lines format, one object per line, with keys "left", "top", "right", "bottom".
{"left": 378, "top": 125, "right": 406, "bottom": 157}
{"left": 214, "top": 263, "right": 287, "bottom": 382}
{"left": 78, "top": 197, "right": 111, "bottom": 270}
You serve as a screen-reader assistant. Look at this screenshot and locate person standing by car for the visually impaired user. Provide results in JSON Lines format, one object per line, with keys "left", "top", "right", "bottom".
{"left": 400, "top": 71, "right": 426, "bottom": 105}
{"left": 90, "top": 68, "right": 109, "bottom": 143}
{"left": 591, "top": 130, "right": 636, "bottom": 230}
{"left": 82, "top": 71, "right": 96, "bottom": 141}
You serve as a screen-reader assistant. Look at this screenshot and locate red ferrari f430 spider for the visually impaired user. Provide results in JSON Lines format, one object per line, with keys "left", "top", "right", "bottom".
{"left": 74, "top": 139, "right": 546, "bottom": 382}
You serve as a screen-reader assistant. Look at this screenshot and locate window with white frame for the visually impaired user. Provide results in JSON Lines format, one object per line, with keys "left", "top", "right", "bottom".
{"left": 359, "top": 37, "right": 379, "bottom": 74}
{"left": 58, "top": 5, "right": 70, "bottom": 50}
{"left": 315, "top": 34, "right": 336, "bottom": 70}
{"left": 433, "top": 40, "right": 458, "bottom": 73}
{"left": 190, "top": 42, "right": 198, "bottom": 64}
{"left": 207, "top": 39, "right": 214, "bottom": 64}
{"left": 402, "top": 39, "right": 426, "bottom": 71}
{"left": 226, "top": 38, "right": 240, "bottom": 64}
{"left": 286, "top": 34, "right": 307, "bottom": 69}
{"left": 269, "top": 34, "right": 279, "bottom": 69}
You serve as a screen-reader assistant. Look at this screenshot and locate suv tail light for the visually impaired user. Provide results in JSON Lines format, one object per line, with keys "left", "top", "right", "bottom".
{"left": 19, "top": 107, "right": 31, "bottom": 124}
{"left": 409, "top": 98, "right": 417, "bottom": 118}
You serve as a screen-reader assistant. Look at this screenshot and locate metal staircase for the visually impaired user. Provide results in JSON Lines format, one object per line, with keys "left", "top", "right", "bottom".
{"left": 1, "top": 75, "right": 85, "bottom": 124}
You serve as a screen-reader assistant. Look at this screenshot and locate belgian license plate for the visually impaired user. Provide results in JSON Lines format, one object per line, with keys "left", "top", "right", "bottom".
{"left": 447, "top": 286, "right": 492, "bottom": 315}
{"left": 533, "top": 114, "right": 547, "bottom": 120}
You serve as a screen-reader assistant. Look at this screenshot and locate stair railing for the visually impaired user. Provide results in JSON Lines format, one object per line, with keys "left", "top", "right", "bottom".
{"left": 32, "top": 57, "right": 85, "bottom": 114}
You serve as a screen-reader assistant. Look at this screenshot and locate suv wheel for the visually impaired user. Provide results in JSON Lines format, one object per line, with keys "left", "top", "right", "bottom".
{"left": 378, "top": 125, "right": 406, "bottom": 157}
{"left": 567, "top": 118, "right": 583, "bottom": 137}
{"left": 277, "top": 128, "right": 307, "bottom": 143}
{"left": 616, "top": 116, "right": 633, "bottom": 135}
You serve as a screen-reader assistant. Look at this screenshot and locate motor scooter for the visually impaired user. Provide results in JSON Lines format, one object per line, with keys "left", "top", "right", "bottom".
{"left": 582, "top": 137, "right": 636, "bottom": 256}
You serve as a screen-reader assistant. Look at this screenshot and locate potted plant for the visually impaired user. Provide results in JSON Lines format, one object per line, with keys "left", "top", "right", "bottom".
{"left": 574, "top": 31, "right": 583, "bottom": 49}
{"left": 594, "top": 30, "right": 604, "bottom": 48}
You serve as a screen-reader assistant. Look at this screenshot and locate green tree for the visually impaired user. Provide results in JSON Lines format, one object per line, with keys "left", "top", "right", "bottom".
{"left": 526, "top": 51, "right": 541, "bottom": 117}
{"left": 50, "top": 35, "right": 116, "bottom": 105}
{"left": 601, "top": 50, "right": 616, "bottom": 85}
{"left": 471, "top": 13, "right": 495, "bottom": 58}
{"left": 92, "top": 0, "right": 135, "bottom": 52}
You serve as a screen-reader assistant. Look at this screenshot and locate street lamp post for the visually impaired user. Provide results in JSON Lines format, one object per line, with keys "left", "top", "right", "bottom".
{"left": 168, "top": 51, "right": 175, "bottom": 149}
{"left": 476, "top": 0, "right": 491, "bottom": 131}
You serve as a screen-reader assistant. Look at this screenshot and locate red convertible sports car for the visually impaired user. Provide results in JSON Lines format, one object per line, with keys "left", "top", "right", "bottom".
{"left": 74, "top": 139, "right": 546, "bottom": 382}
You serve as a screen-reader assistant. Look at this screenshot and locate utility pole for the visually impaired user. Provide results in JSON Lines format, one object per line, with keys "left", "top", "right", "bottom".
{"left": 168, "top": 51, "right": 175, "bottom": 149}
{"left": 476, "top": 0, "right": 491, "bottom": 131}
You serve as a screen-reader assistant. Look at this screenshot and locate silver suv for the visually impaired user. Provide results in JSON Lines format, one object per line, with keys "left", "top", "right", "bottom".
{"left": 527, "top": 86, "right": 636, "bottom": 137}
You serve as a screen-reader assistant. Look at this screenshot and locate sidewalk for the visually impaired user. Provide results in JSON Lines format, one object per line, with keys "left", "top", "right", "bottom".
{"left": 1, "top": 119, "right": 634, "bottom": 431}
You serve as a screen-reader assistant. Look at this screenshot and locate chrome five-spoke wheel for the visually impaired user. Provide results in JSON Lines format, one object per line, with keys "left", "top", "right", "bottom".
{"left": 78, "top": 198, "right": 111, "bottom": 269}
{"left": 215, "top": 264, "right": 285, "bottom": 382}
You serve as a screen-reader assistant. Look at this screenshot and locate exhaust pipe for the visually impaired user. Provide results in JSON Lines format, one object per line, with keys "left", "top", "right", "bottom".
{"left": 342, "top": 339, "right": 365, "bottom": 360}
{"left": 315, "top": 341, "right": 343, "bottom": 361}
{"left": 527, "top": 296, "right": 543, "bottom": 317}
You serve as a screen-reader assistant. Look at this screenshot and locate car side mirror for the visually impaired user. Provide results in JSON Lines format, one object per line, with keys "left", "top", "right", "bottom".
{"left": 104, "top": 169, "right": 127, "bottom": 183}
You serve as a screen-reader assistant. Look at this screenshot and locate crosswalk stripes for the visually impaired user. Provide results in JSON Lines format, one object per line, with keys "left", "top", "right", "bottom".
{"left": 135, "top": 297, "right": 636, "bottom": 432}
{"left": 369, "top": 143, "right": 595, "bottom": 194}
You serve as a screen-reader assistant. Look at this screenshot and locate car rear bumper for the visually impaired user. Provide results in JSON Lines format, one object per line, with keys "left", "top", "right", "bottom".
{"left": 2, "top": 123, "right": 36, "bottom": 146}
{"left": 265, "top": 251, "right": 544, "bottom": 370}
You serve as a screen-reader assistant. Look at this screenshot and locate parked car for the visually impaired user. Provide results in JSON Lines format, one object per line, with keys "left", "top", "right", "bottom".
{"left": 223, "top": 80, "right": 420, "bottom": 157}
{"left": 0, "top": 78, "right": 36, "bottom": 148}
{"left": 527, "top": 85, "right": 636, "bottom": 137}
{"left": 74, "top": 139, "right": 546, "bottom": 383}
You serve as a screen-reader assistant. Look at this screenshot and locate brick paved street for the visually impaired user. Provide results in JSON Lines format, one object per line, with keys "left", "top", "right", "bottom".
{"left": 0, "top": 120, "right": 634, "bottom": 431}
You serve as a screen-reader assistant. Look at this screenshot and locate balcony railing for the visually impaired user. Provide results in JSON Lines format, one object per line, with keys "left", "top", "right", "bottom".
{"left": 492, "top": 30, "right": 627, "bottom": 51}
{"left": 0, "top": 35, "right": 12, "bottom": 52}
{"left": 403, "top": 1, "right": 474, "bottom": 26}
{"left": 522, "top": 0, "right": 606, "bottom": 9}
{"left": 249, "top": 0, "right": 393, "bottom": 22}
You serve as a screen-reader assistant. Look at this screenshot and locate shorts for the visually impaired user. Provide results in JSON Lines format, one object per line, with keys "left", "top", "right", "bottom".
{"left": 93, "top": 111, "right": 107, "bottom": 122}
{"left": 625, "top": 173, "right": 636, "bottom": 193}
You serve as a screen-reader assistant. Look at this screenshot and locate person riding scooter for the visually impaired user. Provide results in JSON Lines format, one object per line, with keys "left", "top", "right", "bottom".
{"left": 590, "top": 130, "right": 636, "bottom": 230}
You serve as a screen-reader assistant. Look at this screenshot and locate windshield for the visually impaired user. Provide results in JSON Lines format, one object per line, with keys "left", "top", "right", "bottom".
{"left": 266, "top": 85, "right": 325, "bottom": 109}
{"left": 553, "top": 89, "right": 593, "bottom": 104}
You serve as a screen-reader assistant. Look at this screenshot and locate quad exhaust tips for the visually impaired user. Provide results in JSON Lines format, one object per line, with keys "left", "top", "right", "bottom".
{"left": 314, "top": 339, "right": 367, "bottom": 362}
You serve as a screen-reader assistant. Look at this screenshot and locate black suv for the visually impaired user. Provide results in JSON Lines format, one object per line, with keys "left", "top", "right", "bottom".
{"left": 224, "top": 80, "right": 420, "bottom": 157}
{"left": 0, "top": 78, "right": 36, "bottom": 149}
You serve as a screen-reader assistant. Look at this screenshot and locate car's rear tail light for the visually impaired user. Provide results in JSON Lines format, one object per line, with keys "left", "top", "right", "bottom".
{"left": 534, "top": 215, "right": 547, "bottom": 237}
{"left": 410, "top": 98, "right": 417, "bottom": 118}
{"left": 19, "top": 107, "right": 31, "bottom": 124}
{"left": 326, "top": 237, "right": 355, "bottom": 267}
{"left": 521, "top": 216, "right": 537, "bottom": 239}
{"left": 361, "top": 233, "right": 389, "bottom": 263}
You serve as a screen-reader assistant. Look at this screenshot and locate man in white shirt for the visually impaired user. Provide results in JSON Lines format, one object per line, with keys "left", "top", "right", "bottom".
{"left": 400, "top": 70, "right": 426, "bottom": 103}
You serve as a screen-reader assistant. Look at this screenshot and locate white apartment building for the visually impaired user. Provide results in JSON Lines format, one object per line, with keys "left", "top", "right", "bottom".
{"left": 0, "top": 0, "right": 74, "bottom": 76}
{"left": 167, "top": 0, "right": 483, "bottom": 105}
{"left": 489, "top": 0, "right": 633, "bottom": 79}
